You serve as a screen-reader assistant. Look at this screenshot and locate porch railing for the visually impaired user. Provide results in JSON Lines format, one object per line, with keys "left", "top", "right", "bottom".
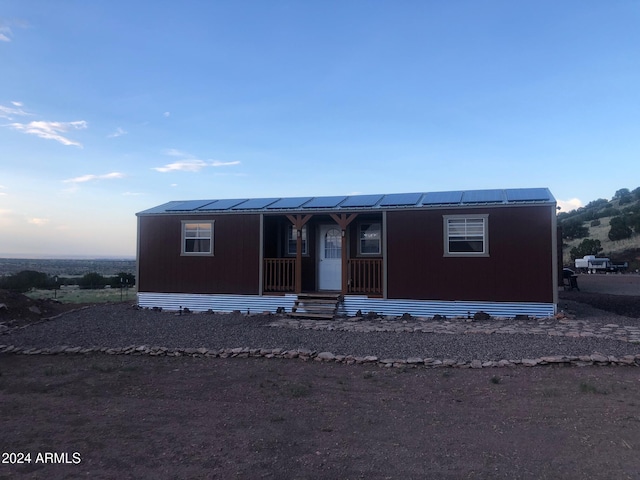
{"left": 264, "top": 258, "right": 295, "bottom": 292}
{"left": 348, "top": 258, "right": 382, "bottom": 295}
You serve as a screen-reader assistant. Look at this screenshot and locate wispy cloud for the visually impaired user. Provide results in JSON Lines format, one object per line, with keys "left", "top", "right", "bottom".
{"left": 0, "top": 101, "right": 29, "bottom": 120}
{"left": 63, "top": 172, "right": 126, "bottom": 184}
{"left": 0, "top": 19, "right": 28, "bottom": 43}
{"left": 0, "top": 25, "right": 12, "bottom": 42}
{"left": 153, "top": 149, "right": 240, "bottom": 173}
{"left": 9, "top": 120, "right": 87, "bottom": 147}
{"left": 154, "top": 159, "right": 209, "bottom": 173}
{"left": 107, "top": 127, "right": 127, "bottom": 138}
{"left": 28, "top": 217, "right": 49, "bottom": 226}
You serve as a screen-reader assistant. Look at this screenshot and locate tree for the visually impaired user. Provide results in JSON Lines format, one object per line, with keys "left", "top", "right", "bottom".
{"left": 608, "top": 216, "right": 633, "bottom": 241}
{"left": 569, "top": 239, "right": 603, "bottom": 260}
{"left": 77, "top": 272, "right": 108, "bottom": 289}
{"left": 0, "top": 270, "right": 52, "bottom": 292}
{"left": 614, "top": 188, "right": 633, "bottom": 205}
{"left": 561, "top": 219, "right": 589, "bottom": 240}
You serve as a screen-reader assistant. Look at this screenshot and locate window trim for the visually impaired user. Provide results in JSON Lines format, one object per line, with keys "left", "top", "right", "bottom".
{"left": 181, "top": 220, "right": 214, "bottom": 256}
{"left": 286, "top": 224, "right": 308, "bottom": 256}
{"left": 358, "top": 222, "right": 382, "bottom": 256}
{"left": 443, "top": 214, "right": 489, "bottom": 257}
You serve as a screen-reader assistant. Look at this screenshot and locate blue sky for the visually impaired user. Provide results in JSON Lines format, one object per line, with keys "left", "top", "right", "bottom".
{"left": 1, "top": 1, "right": 639, "bottom": 257}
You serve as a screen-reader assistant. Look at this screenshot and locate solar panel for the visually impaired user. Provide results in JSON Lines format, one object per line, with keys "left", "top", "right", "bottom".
{"left": 379, "top": 192, "right": 423, "bottom": 207}
{"left": 461, "top": 190, "right": 504, "bottom": 204}
{"left": 232, "top": 198, "right": 279, "bottom": 210}
{"left": 198, "top": 199, "right": 247, "bottom": 210}
{"left": 340, "top": 194, "right": 384, "bottom": 208}
{"left": 166, "top": 200, "right": 216, "bottom": 211}
{"left": 504, "top": 188, "right": 551, "bottom": 202}
{"left": 302, "top": 196, "right": 347, "bottom": 208}
{"left": 266, "top": 197, "right": 313, "bottom": 209}
{"left": 422, "top": 191, "right": 464, "bottom": 205}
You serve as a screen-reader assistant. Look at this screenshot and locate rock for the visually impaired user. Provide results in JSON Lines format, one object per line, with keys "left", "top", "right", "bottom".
{"left": 521, "top": 359, "right": 538, "bottom": 366}
{"left": 28, "top": 305, "right": 42, "bottom": 315}
{"left": 473, "top": 311, "right": 491, "bottom": 321}
{"left": 470, "top": 359, "right": 482, "bottom": 369}
{"left": 406, "top": 357, "right": 423, "bottom": 364}
{"left": 316, "top": 351, "right": 335, "bottom": 361}
{"left": 590, "top": 353, "right": 608, "bottom": 363}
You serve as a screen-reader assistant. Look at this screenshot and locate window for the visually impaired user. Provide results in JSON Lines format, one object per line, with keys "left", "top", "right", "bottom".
{"left": 287, "top": 225, "right": 307, "bottom": 255}
{"left": 359, "top": 223, "right": 381, "bottom": 255}
{"left": 444, "top": 215, "right": 488, "bottom": 256}
{"left": 182, "top": 221, "right": 214, "bottom": 255}
{"left": 324, "top": 228, "right": 342, "bottom": 258}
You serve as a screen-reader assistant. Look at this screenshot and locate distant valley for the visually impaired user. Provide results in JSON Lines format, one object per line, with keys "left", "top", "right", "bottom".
{"left": 0, "top": 258, "right": 136, "bottom": 277}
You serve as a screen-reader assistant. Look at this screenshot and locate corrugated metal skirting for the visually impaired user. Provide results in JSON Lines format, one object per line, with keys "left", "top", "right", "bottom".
{"left": 341, "top": 296, "right": 555, "bottom": 318}
{"left": 138, "top": 293, "right": 297, "bottom": 314}
{"left": 138, "top": 293, "right": 556, "bottom": 318}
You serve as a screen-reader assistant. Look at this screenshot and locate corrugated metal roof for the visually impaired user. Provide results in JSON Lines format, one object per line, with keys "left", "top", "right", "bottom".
{"left": 137, "top": 187, "right": 555, "bottom": 216}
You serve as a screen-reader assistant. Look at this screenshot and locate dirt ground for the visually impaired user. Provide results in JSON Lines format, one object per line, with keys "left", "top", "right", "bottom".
{"left": 1, "top": 275, "right": 640, "bottom": 479}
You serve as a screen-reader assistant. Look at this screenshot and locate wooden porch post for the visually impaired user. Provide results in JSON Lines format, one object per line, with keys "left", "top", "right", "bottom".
{"left": 330, "top": 213, "right": 358, "bottom": 295}
{"left": 286, "top": 214, "right": 313, "bottom": 294}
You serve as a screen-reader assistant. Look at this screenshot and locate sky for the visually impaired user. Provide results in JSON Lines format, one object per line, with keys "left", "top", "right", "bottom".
{"left": 1, "top": 1, "right": 639, "bottom": 258}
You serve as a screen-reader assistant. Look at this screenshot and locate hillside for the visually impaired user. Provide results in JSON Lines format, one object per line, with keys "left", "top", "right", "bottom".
{"left": 559, "top": 187, "right": 640, "bottom": 270}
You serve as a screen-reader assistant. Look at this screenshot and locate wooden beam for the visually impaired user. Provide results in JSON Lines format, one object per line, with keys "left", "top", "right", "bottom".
{"left": 329, "top": 213, "right": 358, "bottom": 230}
{"left": 329, "top": 213, "right": 358, "bottom": 295}
{"left": 286, "top": 214, "right": 313, "bottom": 230}
{"left": 286, "top": 214, "right": 313, "bottom": 294}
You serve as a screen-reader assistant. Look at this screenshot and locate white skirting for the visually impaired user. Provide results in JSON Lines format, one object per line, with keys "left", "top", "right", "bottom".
{"left": 138, "top": 292, "right": 556, "bottom": 318}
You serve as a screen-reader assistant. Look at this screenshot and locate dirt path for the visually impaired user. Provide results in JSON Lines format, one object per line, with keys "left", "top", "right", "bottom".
{"left": 2, "top": 354, "right": 640, "bottom": 479}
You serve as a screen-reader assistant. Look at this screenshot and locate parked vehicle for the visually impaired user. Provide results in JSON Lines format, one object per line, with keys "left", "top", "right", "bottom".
{"left": 574, "top": 255, "right": 627, "bottom": 273}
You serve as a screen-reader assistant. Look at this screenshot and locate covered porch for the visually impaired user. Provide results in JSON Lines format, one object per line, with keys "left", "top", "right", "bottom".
{"left": 261, "top": 212, "right": 385, "bottom": 297}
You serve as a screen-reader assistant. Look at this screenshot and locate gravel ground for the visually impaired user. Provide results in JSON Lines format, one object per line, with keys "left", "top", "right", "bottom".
{"left": 3, "top": 301, "right": 640, "bottom": 362}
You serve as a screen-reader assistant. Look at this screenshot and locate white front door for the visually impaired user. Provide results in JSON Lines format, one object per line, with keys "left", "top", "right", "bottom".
{"left": 318, "top": 225, "right": 342, "bottom": 290}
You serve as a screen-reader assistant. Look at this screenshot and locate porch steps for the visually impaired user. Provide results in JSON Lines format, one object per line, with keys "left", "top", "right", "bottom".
{"left": 290, "top": 293, "right": 342, "bottom": 319}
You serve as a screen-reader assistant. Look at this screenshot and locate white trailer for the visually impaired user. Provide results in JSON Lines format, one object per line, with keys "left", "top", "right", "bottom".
{"left": 574, "top": 255, "right": 614, "bottom": 273}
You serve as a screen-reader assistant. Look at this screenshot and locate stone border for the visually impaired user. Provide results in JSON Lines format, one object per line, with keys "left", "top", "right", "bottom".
{"left": 1, "top": 344, "right": 639, "bottom": 369}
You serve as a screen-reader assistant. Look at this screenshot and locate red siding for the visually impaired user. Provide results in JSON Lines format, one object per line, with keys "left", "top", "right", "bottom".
{"left": 386, "top": 206, "right": 554, "bottom": 303}
{"left": 138, "top": 214, "right": 260, "bottom": 294}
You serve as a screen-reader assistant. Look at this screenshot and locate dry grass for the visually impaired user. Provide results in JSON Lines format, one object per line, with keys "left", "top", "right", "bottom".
{"left": 562, "top": 215, "right": 640, "bottom": 264}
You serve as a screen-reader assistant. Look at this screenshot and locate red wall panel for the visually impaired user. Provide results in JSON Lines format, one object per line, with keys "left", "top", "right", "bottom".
{"left": 138, "top": 214, "right": 261, "bottom": 294}
{"left": 386, "top": 206, "right": 554, "bottom": 303}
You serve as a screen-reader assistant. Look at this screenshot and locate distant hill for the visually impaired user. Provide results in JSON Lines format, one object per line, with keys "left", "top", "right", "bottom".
{"left": 558, "top": 187, "right": 640, "bottom": 271}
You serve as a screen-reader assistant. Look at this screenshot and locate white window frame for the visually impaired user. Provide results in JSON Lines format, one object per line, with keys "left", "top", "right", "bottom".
{"left": 181, "top": 221, "right": 214, "bottom": 256}
{"left": 358, "top": 222, "right": 382, "bottom": 255}
{"left": 443, "top": 214, "right": 489, "bottom": 257}
{"left": 286, "top": 224, "right": 308, "bottom": 256}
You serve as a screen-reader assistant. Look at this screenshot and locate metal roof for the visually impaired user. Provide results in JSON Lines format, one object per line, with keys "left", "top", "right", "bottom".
{"left": 137, "top": 187, "right": 555, "bottom": 216}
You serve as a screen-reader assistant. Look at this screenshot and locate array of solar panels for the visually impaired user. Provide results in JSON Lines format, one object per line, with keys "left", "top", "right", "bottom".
{"left": 155, "top": 188, "right": 554, "bottom": 213}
